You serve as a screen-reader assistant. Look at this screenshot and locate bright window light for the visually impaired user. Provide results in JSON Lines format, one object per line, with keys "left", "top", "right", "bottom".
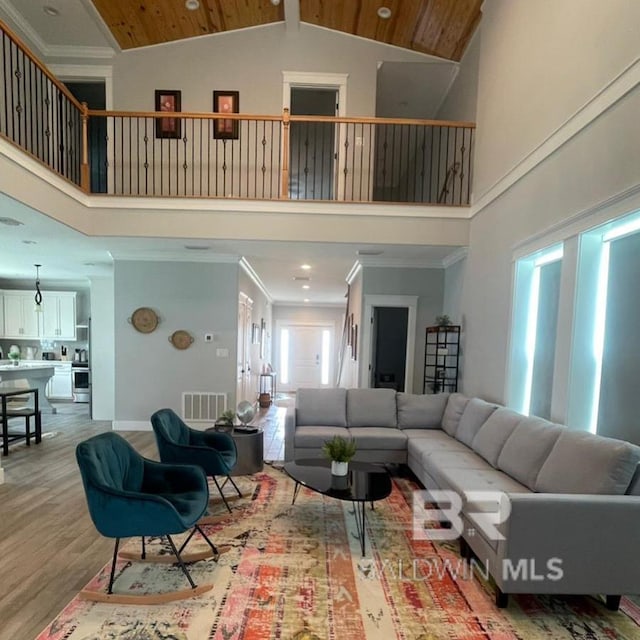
{"left": 522, "top": 266, "right": 541, "bottom": 415}
{"left": 603, "top": 215, "right": 640, "bottom": 242}
{"left": 534, "top": 247, "right": 563, "bottom": 267}
{"left": 321, "top": 330, "right": 330, "bottom": 385}
{"left": 280, "top": 329, "right": 289, "bottom": 385}
{"left": 589, "top": 241, "right": 610, "bottom": 433}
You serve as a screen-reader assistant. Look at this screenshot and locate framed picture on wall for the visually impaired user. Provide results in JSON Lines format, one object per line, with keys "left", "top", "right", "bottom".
{"left": 155, "top": 90, "right": 181, "bottom": 139}
{"left": 213, "top": 90, "right": 239, "bottom": 139}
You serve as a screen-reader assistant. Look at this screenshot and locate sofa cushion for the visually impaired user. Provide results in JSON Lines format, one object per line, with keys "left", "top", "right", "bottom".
{"left": 471, "top": 408, "right": 522, "bottom": 467}
{"left": 535, "top": 431, "right": 640, "bottom": 495}
{"left": 497, "top": 418, "right": 563, "bottom": 490}
{"left": 294, "top": 426, "right": 351, "bottom": 449}
{"left": 455, "top": 398, "right": 500, "bottom": 447}
{"left": 347, "top": 427, "right": 408, "bottom": 451}
{"left": 296, "top": 388, "right": 347, "bottom": 427}
{"left": 441, "top": 393, "right": 470, "bottom": 437}
{"left": 397, "top": 392, "right": 449, "bottom": 429}
{"left": 347, "top": 388, "right": 397, "bottom": 427}
{"left": 423, "top": 450, "right": 493, "bottom": 490}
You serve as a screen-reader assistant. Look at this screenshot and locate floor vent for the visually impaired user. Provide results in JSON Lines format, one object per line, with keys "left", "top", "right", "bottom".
{"left": 182, "top": 392, "right": 227, "bottom": 425}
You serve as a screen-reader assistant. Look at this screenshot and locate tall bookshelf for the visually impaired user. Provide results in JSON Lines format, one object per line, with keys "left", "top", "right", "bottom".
{"left": 423, "top": 325, "right": 461, "bottom": 393}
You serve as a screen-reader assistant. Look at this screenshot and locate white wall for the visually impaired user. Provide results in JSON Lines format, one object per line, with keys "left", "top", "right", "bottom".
{"left": 456, "top": 2, "right": 640, "bottom": 411}
{"left": 113, "top": 260, "right": 238, "bottom": 426}
{"left": 90, "top": 275, "right": 114, "bottom": 420}
{"left": 443, "top": 257, "right": 466, "bottom": 325}
{"left": 112, "top": 24, "right": 445, "bottom": 117}
{"left": 473, "top": 0, "right": 640, "bottom": 200}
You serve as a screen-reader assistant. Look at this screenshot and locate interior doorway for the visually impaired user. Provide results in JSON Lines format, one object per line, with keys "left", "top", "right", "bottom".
{"left": 371, "top": 307, "right": 409, "bottom": 390}
{"left": 289, "top": 87, "right": 337, "bottom": 199}
{"left": 361, "top": 295, "right": 418, "bottom": 393}
{"left": 64, "top": 81, "right": 107, "bottom": 193}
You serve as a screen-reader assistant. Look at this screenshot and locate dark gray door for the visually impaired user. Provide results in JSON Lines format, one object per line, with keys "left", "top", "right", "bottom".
{"left": 372, "top": 307, "right": 409, "bottom": 391}
{"left": 65, "top": 81, "right": 107, "bottom": 193}
{"left": 289, "top": 88, "right": 336, "bottom": 200}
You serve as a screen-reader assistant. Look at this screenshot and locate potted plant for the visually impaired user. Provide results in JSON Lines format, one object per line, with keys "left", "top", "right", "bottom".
{"left": 435, "top": 314, "right": 452, "bottom": 327}
{"left": 214, "top": 409, "right": 236, "bottom": 433}
{"left": 322, "top": 435, "right": 357, "bottom": 476}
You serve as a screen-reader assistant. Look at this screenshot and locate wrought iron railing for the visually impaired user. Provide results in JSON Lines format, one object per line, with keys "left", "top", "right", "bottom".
{"left": 0, "top": 19, "right": 475, "bottom": 205}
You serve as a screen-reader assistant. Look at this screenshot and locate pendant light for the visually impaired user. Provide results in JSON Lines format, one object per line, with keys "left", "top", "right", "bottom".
{"left": 34, "top": 263, "right": 43, "bottom": 312}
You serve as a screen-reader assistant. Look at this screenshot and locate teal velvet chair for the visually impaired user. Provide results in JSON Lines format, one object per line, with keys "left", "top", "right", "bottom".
{"left": 76, "top": 432, "right": 219, "bottom": 604}
{"left": 151, "top": 408, "right": 242, "bottom": 513}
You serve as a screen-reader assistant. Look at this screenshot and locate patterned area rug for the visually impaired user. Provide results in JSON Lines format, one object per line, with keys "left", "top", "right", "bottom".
{"left": 37, "top": 465, "right": 640, "bottom": 639}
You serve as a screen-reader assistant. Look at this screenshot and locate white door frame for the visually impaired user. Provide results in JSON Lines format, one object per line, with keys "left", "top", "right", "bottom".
{"left": 361, "top": 295, "right": 418, "bottom": 393}
{"left": 276, "top": 319, "right": 337, "bottom": 391}
{"left": 282, "top": 71, "right": 348, "bottom": 200}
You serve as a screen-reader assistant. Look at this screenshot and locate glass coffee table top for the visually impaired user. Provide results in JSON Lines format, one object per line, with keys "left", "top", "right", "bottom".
{"left": 283, "top": 458, "right": 391, "bottom": 503}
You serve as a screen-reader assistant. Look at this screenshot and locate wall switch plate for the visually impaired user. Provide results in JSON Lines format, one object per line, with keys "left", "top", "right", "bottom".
{"left": 204, "top": 333, "right": 213, "bottom": 342}
{"left": 216, "top": 348, "right": 229, "bottom": 358}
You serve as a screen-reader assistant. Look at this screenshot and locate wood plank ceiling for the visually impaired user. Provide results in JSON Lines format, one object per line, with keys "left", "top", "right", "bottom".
{"left": 90, "top": 0, "right": 481, "bottom": 62}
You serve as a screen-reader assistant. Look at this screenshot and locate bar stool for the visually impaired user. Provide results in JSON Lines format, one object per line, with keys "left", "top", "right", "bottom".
{"left": 1, "top": 388, "right": 42, "bottom": 456}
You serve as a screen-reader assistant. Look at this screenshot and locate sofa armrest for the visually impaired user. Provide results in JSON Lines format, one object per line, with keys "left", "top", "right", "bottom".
{"left": 488, "top": 493, "right": 640, "bottom": 592}
{"left": 284, "top": 408, "right": 297, "bottom": 461}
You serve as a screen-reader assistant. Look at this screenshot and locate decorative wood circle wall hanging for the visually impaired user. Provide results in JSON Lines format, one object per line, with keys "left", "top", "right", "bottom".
{"left": 129, "top": 307, "right": 159, "bottom": 333}
{"left": 169, "top": 330, "right": 194, "bottom": 350}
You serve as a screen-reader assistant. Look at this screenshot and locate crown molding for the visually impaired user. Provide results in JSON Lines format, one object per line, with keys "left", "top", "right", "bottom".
{"left": 472, "top": 55, "right": 640, "bottom": 219}
{"left": 0, "top": 0, "right": 48, "bottom": 57}
{"left": 442, "top": 247, "right": 468, "bottom": 268}
{"left": 240, "top": 257, "right": 273, "bottom": 304}
{"left": 108, "top": 250, "right": 240, "bottom": 264}
{"left": 46, "top": 44, "right": 115, "bottom": 60}
{"left": 274, "top": 301, "right": 345, "bottom": 308}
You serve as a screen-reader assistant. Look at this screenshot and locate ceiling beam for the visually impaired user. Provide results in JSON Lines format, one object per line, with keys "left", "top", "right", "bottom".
{"left": 284, "top": 0, "right": 300, "bottom": 32}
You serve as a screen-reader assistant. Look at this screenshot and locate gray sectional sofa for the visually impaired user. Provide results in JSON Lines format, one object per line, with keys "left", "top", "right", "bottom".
{"left": 284, "top": 387, "right": 640, "bottom": 609}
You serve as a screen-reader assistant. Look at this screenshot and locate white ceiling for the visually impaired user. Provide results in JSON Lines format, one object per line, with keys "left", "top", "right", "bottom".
{"left": 0, "top": 1, "right": 465, "bottom": 305}
{"left": 0, "top": 194, "right": 463, "bottom": 304}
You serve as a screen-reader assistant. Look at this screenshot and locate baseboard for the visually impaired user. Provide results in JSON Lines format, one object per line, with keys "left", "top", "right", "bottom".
{"left": 112, "top": 420, "right": 151, "bottom": 431}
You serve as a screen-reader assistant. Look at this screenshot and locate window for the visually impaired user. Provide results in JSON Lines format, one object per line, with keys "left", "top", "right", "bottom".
{"left": 507, "top": 244, "right": 563, "bottom": 418}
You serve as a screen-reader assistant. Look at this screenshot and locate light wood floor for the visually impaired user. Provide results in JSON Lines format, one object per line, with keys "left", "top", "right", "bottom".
{"left": 0, "top": 398, "right": 288, "bottom": 640}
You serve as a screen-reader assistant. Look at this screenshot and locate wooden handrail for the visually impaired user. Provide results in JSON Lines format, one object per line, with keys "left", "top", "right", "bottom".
{"left": 0, "top": 18, "right": 84, "bottom": 112}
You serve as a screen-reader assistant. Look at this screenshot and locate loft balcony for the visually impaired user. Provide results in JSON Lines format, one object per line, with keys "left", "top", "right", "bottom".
{"left": 0, "top": 19, "right": 474, "bottom": 210}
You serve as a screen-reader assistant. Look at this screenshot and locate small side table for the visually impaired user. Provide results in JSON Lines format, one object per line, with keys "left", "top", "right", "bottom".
{"left": 230, "top": 428, "right": 264, "bottom": 476}
{"left": 259, "top": 372, "right": 277, "bottom": 407}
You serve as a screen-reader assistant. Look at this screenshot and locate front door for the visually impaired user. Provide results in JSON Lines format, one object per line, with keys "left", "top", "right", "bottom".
{"left": 280, "top": 325, "right": 332, "bottom": 391}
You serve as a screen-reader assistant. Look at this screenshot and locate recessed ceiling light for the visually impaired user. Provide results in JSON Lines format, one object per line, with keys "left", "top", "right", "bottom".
{"left": 43, "top": 6, "right": 60, "bottom": 17}
{"left": 84, "top": 262, "right": 96, "bottom": 266}
{"left": 185, "top": 0, "right": 199, "bottom": 10}
{"left": 184, "top": 244, "right": 210, "bottom": 250}
{"left": 302, "top": 285, "right": 310, "bottom": 290}
{"left": 270, "top": 0, "right": 281, "bottom": 5}
{"left": 304, "top": 298, "right": 310, "bottom": 303}
{"left": 377, "top": 6, "right": 392, "bottom": 19}
{"left": 300, "top": 264, "right": 311, "bottom": 270}
{"left": 22, "top": 240, "right": 37, "bottom": 245}
{"left": 357, "top": 249, "right": 384, "bottom": 256}
{"left": 0, "top": 217, "right": 23, "bottom": 226}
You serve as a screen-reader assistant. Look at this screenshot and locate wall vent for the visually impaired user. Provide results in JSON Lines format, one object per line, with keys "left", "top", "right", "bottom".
{"left": 182, "top": 392, "right": 227, "bottom": 427}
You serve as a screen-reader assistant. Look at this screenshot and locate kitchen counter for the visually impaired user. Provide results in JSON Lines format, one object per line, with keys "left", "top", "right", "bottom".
{"left": 0, "top": 364, "right": 56, "bottom": 413}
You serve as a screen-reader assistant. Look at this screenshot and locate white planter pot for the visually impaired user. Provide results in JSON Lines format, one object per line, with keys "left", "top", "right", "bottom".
{"left": 331, "top": 460, "right": 349, "bottom": 476}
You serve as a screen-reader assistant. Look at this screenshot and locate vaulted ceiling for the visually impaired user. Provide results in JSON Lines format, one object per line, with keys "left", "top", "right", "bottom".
{"left": 89, "top": 0, "right": 481, "bottom": 61}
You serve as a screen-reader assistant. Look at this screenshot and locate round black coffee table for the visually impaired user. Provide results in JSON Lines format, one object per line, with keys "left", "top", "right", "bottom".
{"left": 283, "top": 458, "right": 391, "bottom": 556}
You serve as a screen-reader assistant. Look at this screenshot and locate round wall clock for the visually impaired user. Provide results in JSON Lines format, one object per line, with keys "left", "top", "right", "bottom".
{"left": 169, "top": 329, "right": 194, "bottom": 350}
{"left": 130, "top": 307, "right": 159, "bottom": 333}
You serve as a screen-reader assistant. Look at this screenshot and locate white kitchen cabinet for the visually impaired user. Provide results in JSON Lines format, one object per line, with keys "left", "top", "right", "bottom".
{"left": 46, "top": 363, "right": 73, "bottom": 399}
{"left": 3, "top": 292, "right": 40, "bottom": 338}
{"left": 41, "top": 292, "right": 76, "bottom": 340}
